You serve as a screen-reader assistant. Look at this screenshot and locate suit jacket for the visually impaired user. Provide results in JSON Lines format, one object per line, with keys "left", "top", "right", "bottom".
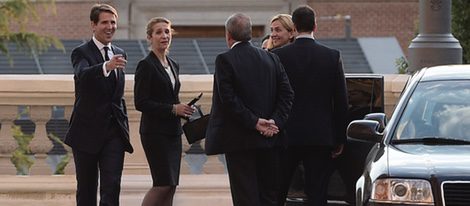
{"left": 205, "top": 42, "right": 294, "bottom": 155}
{"left": 272, "top": 38, "right": 348, "bottom": 147}
{"left": 134, "top": 52, "right": 182, "bottom": 135}
{"left": 65, "top": 40, "right": 133, "bottom": 154}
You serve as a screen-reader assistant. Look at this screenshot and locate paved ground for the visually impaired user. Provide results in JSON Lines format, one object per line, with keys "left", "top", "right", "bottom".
{"left": 285, "top": 199, "right": 351, "bottom": 206}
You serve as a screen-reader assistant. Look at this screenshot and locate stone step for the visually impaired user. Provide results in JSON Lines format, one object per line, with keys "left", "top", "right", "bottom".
{"left": 0, "top": 174, "right": 232, "bottom": 206}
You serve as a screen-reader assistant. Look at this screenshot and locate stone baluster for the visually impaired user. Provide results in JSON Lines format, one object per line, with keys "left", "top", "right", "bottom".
{"left": 63, "top": 105, "right": 75, "bottom": 175}
{"left": 0, "top": 106, "right": 19, "bottom": 175}
{"left": 123, "top": 105, "right": 150, "bottom": 175}
{"left": 29, "top": 105, "right": 53, "bottom": 175}
{"left": 184, "top": 141, "right": 207, "bottom": 174}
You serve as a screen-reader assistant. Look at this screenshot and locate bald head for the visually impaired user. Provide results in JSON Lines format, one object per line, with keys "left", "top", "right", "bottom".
{"left": 225, "top": 13, "right": 252, "bottom": 42}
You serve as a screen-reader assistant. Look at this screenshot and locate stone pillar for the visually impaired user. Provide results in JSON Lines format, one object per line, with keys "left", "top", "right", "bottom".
{"left": 408, "top": 0, "right": 462, "bottom": 73}
{"left": 29, "top": 105, "right": 53, "bottom": 175}
{"left": 113, "top": 0, "right": 131, "bottom": 39}
{"left": 0, "top": 106, "right": 19, "bottom": 175}
{"left": 62, "top": 105, "right": 75, "bottom": 175}
{"left": 344, "top": 15, "right": 352, "bottom": 40}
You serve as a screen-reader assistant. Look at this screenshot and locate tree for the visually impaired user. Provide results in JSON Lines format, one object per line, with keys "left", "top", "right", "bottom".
{"left": 452, "top": 0, "right": 470, "bottom": 64}
{"left": 0, "top": 0, "right": 63, "bottom": 64}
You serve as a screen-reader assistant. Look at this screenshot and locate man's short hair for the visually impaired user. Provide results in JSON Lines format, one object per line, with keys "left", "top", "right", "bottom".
{"left": 292, "top": 5, "right": 316, "bottom": 33}
{"left": 225, "top": 13, "right": 252, "bottom": 42}
{"left": 90, "top": 4, "right": 118, "bottom": 24}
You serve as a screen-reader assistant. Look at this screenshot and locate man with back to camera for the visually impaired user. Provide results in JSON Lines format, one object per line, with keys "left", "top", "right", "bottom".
{"left": 204, "top": 13, "right": 294, "bottom": 206}
{"left": 65, "top": 3, "right": 133, "bottom": 206}
{"left": 272, "top": 5, "right": 348, "bottom": 206}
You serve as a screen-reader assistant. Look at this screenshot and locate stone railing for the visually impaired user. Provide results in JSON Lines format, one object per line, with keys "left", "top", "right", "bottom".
{"left": 383, "top": 74, "right": 409, "bottom": 116}
{"left": 0, "top": 74, "right": 227, "bottom": 176}
{"left": 0, "top": 74, "right": 409, "bottom": 176}
{"left": 0, "top": 74, "right": 408, "bottom": 205}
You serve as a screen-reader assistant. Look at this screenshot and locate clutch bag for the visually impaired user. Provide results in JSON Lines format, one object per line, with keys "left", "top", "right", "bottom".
{"left": 183, "top": 105, "right": 210, "bottom": 144}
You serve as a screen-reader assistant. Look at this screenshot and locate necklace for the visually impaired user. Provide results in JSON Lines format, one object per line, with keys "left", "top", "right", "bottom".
{"left": 162, "top": 64, "right": 170, "bottom": 70}
{"left": 159, "top": 58, "right": 169, "bottom": 69}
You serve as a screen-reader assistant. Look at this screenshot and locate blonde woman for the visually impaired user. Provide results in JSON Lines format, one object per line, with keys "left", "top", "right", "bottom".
{"left": 134, "top": 17, "right": 194, "bottom": 206}
{"left": 269, "top": 14, "right": 296, "bottom": 50}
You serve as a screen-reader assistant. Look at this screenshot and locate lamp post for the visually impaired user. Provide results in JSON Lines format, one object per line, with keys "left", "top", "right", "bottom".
{"left": 408, "top": 0, "right": 462, "bottom": 73}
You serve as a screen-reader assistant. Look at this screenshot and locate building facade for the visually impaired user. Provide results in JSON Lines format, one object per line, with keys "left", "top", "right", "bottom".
{"left": 29, "top": 0, "right": 418, "bottom": 53}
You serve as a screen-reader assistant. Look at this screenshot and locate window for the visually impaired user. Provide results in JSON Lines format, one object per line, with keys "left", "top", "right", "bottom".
{"left": 394, "top": 81, "right": 470, "bottom": 140}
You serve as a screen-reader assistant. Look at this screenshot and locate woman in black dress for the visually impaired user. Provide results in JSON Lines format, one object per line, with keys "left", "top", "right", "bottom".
{"left": 134, "top": 17, "right": 194, "bottom": 206}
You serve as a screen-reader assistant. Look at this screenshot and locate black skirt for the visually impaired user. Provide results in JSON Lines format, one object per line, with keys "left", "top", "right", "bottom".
{"left": 141, "top": 133, "right": 182, "bottom": 186}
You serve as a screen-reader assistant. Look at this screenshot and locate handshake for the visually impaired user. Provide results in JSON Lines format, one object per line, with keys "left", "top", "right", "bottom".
{"left": 256, "top": 118, "right": 279, "bottom": 138}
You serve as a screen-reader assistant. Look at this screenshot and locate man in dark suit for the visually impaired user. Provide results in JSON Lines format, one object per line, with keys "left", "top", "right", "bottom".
{"left": 272, "top": 5, "right": 348, "bottom": 206}
{"left": 205, "top": 13, "right": 294, "bottom": 206}
{"left": 65, "top": 4, "right": 133, "bottom": 206}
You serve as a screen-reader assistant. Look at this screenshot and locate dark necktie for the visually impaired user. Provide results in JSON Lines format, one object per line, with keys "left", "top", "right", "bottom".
{"left": 103, "top": 46, "right": 110, "bottom": 61}
{"left": 103, "top": 46, "right": 117, "bottom": 91}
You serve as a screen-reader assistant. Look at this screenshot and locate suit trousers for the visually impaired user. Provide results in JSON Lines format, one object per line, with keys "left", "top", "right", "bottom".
{"left": 278, "top": 146, "right": 333, "bottom": 206}
{"left": 73, "top": 119, "right": 126, "bottom": 206}
{"left": 225, "top": 147, "right": 281, "bottom": 206}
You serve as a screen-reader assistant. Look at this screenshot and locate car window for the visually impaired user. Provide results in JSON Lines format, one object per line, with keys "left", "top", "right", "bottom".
{"left": 346, "top": 78, "right": 384, "bottom": 123}
{"left": 394, "top": 81, "right": 470, "bottom": 141}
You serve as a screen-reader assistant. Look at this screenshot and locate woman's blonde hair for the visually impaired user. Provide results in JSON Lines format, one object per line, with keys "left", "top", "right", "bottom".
{"left": 270, "top": 14, "right": 295, "bottom": 42}
{"left": 146, "top": 17, "right": 172, "bottom": 37}
{"left": 146, "top": 17, "right": 174, "bottom": 53}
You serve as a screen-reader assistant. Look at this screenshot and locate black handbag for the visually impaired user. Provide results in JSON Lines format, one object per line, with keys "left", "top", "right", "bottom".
{"left": 183, "top": 105, "right": 210, "bottom": 144}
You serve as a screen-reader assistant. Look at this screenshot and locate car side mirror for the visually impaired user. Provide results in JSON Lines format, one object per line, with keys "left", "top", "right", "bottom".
{"left": 347, "top": 120, "right": 383, "bottom": 143}
{"left": 363, "top": 113, "right": 387, "bottom": 133}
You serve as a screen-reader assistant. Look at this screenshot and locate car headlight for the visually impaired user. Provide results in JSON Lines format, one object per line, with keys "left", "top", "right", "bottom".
{"left": 371, "top": 178, "right": 434, "bottom": 205}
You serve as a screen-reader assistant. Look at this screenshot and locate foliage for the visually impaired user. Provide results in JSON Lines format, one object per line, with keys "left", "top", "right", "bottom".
{"left": 48, "top": 133, "right": 70, "bottom": 175}
{"left": 452, "top": 0, "right": 470, "bottom": 63}
{"left": 0, "top": 0, "right": 63, "bottom": 64}
{"left": 11, "top": 106, "right": 33, "bottom": 175}
{"left": 11, "top": 124, "right": 33, "bottom": 175}
{"left": 11, "top": 115, "right": 70, "bottom": 175}
{"left": 395, "top": 56, "right": 409, "bottom": 74}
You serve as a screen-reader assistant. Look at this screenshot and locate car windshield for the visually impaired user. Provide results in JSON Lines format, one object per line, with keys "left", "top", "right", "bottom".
{"left": 393, "top": 80, "right": 470, "bottom": 143}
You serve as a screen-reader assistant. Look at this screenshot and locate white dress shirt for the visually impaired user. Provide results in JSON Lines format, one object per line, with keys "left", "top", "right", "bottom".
{"left": 92, "top": 36, "right": 116, "bottom": 77}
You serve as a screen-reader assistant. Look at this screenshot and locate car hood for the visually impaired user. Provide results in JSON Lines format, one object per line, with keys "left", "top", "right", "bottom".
{"left": 388, "top": 144, "right": 470, "bottom": 178}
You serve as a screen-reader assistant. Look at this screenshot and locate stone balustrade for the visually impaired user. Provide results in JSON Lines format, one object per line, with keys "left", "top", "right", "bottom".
{"left": 0, "top": 74, "right": 227, "bottom": 176}
{"left": 0, "top": 74, "right": 409, "bottom": 175}
{"left": 383, "top": 74, "right": 409, "bottom": 116}
{"left": 0, "top": 74, "right": 408, "bottom": 205}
